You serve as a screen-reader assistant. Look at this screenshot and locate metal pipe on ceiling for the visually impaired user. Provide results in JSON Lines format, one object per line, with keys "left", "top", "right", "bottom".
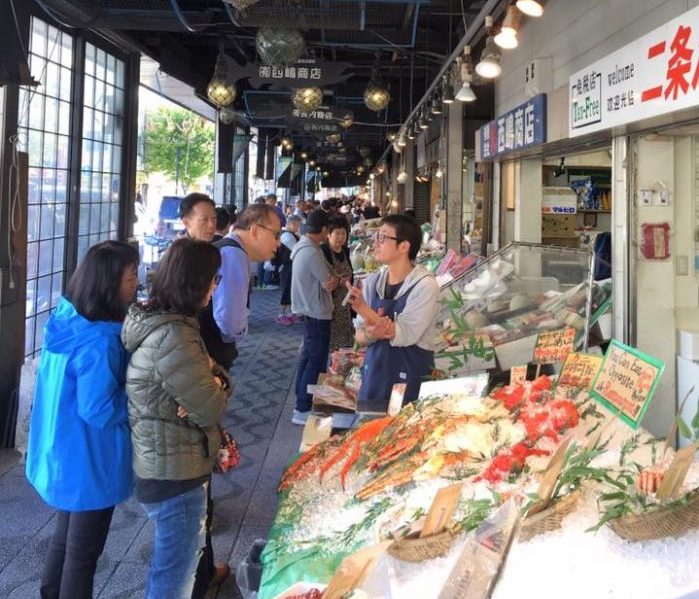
{"left": 377, "top": 0, "right": 505, "bottom": 162}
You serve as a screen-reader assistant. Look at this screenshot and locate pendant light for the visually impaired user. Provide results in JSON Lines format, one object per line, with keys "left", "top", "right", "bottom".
{"left": 431, "top": 96, "right": 443, "bottom": 115}
{"left": 397, "top": 130, "right": 407, "bottom": 147}
{"left": 495, "top": 5, "right": 521, "bottom": 49}
{"left": 364, "top": 54, "right": 391, "bottom": 112}
{"left": 407, "top": 122, "right": 416, "bottom": 140}
{"left": 419, "top": 109, "right": 429, "bottom": 130}
{"left": 476, "top": 16, "right": 502, "bottom": 79}
{"left": 256, "top": 27, "right": 305, "bottom": 66}
{"left": 207, "top": 40, "right": 236, "bottom": 108}
{"left": 456, "top": 46, "right": 477, "bottom": 102}
{"left": 442, "top": 75, "right": 455, "bottom": 104}
{"left": 516, "top": 0, "right": 544, "bottom": 17}
{"left": 292, "top": 86, "right": 323, "bottom": 112}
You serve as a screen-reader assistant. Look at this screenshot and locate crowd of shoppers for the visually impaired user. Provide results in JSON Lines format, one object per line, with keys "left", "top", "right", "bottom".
{"left": 25, "top": 188, "right": 439, "bottom": 598}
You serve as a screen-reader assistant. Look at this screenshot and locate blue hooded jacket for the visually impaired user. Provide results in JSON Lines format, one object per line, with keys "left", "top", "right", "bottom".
{"left": 26, "top": 297, "right": 133, "bottom": 511}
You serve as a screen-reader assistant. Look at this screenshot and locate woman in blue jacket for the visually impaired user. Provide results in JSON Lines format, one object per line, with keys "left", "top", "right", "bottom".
{"left": 26, "top": 240, "right": 139, "bottom": 599}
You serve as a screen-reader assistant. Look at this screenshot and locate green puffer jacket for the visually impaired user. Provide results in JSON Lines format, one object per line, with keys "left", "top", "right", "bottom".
{"left": 122, "top": 304, "right": 230, "bottom": 481}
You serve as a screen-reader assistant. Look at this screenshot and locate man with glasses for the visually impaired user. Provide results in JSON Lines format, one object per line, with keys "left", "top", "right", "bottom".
{"left": 290, "top": 210, "right": 340, "bottom": 424}
{"left": 345, "top": 214, "right": 439, "bottom": 410}
{"left": 200, "top": 204, "right": 281, "bottom": 371}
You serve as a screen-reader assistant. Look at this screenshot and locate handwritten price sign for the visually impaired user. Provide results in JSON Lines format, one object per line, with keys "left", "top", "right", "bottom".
{"left": 533, "top": 328, "right": 576, "bottom": 364}
{"left": 591, "top": 339, "right": 665, "bottom": 429}
{"left": 558, "top": 352, "right": 604, "bottom": 389}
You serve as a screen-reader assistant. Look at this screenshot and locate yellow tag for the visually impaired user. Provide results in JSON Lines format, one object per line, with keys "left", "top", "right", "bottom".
{"left": 656, "top": 442, "right": 699, "bottom": 501}
{"left": 527, "top": 436, "right": 572, "bottom": 517}
{"left": 509, "top": 365, "right": 528, "bottom": 386}
{"left": 322, "top": 541, "right": 391, "bottom": 599}
{"left": 421, "top": 483, "right": 464, "bottom": 538}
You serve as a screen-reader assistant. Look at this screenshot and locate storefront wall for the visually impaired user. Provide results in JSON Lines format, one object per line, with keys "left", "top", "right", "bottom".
{"left": 489, "top": 0, "right": 699, "bottom": 436}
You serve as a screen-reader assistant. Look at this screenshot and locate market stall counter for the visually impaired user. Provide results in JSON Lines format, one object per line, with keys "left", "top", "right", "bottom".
{"left": 257, "top": 339, "right": 699, "bottom": 599}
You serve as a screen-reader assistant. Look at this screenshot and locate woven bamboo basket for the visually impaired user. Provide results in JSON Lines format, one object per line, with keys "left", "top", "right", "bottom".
{"left": 519, "top": 489, "right": 582, "bottom": 542}
{"left": 387, "top": 529, "right": 455, "bottom": 562}
{"left": 608, "top": 489, "right": 699, "bottom": 542}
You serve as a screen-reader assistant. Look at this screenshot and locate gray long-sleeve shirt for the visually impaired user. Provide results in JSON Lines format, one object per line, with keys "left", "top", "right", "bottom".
{"left": 290, "top": 235, "right": 334, "bottom": 320}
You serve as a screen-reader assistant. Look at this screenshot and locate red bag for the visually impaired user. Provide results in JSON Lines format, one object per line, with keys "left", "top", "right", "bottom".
{"left": 214, "top": 429, "right": 240, "bottom": 473}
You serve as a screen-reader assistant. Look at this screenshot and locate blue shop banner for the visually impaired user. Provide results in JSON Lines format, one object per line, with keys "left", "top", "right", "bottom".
{"left": 478, "top": 94, "right": 547, "bottom": 160}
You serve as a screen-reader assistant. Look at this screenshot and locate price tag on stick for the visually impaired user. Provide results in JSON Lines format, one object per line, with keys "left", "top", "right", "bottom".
{"left": 533, "top": 328, "right": 576, "bottom": 365}
{"left": 421, "top": 483, "right": 464, "bottom": 538}
{"left": 558, "top": 352, "right": 604, "bottom": 389}
{"left": 323, "top": 541, "right": 391, "bottom": 599}
{"left": 510, "top": 365, "right": 528, "bottom": 386}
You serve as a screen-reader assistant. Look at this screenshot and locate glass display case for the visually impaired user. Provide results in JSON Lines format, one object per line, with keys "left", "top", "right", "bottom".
{"left": 434, "top": 242, "right": 611, "bottom": 373}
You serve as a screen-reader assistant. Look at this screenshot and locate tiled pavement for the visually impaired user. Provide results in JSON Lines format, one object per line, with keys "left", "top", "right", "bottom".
{"left": 0, "top": 289, "right": 304, "bottom": 598}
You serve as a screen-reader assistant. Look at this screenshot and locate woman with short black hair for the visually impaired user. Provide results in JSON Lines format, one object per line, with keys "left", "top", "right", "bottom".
{"left": 122, "top": 237, "right": 230, "bottom": 599}
{"left": 26, "top": 240, "right": 139, "bottom": 599}
{"left": 321, "top": 215, "right": 354, "bottom": 349}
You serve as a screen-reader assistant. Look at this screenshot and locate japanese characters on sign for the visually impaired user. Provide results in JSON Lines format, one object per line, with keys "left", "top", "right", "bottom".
{"left": 558, "top": 352, "right": 604, "bottom": 389}
{"left": 257, "top": 64, "right": 322, "bottom": 81}
{"left": 570, "top": 6, "right": 699, "bottom": 136}
{"left": 542, "top": 189, "right": 577, "bottom": 215}
{"left": 477, "top": 94, "right": 547, "bottom": 161}
{"left": 533, "top": 327, "right": 576, "bottom": 365}
{"left": 590, "top": 339, "right": 665, "bottom": 429}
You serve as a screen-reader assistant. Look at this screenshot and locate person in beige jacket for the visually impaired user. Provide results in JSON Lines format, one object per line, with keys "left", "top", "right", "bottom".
{"left": 122, "top": 238, "right": 230, "bottom": 599}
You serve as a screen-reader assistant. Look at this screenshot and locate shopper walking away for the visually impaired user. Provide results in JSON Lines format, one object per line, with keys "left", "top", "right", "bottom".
{"left": 346, "top": 214, "right": 439, "bottom": 411}
{"left": 179, "top": 193, "right": 217, "bottom": 242}
{"left": 203, "top": 204, "right": 281, "bottom": 368}
{"left": 321, "top": 215, "right": 355, "bottom": 350}
{"left": 212, "top": 206, "right": 233, "bottom": 241}
{"left": 266, "top": 193, "right": 286, "bottom": 227}
{"left": 291, "top": 210, "right": 339, "bottom": 424}
{"left": 122, "top": 238, "right": 230, "bottom": 599}
{"left": 26, "top": 240, "right": 139, "bottom": 599}
{"left": 276, "top": 214, "right": 302, "bottom": 325}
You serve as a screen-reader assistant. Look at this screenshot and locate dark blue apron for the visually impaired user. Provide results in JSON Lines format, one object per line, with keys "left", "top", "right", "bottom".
{"left": 358, "top": 277, "right": 434, "bottom": 411}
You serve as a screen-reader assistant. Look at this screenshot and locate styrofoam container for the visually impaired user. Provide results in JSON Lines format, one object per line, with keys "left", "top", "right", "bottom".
{"left": 679, "top": 330, "right": 699, "bottom": 361}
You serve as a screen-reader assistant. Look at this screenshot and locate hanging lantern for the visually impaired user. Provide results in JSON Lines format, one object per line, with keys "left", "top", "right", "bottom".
{"left": 326, "top": 133, "right": 341, "bottom": 143}
{"left": 364, "top": 80, "right": 391, "bottom": 111}
{"left": 364, "top": 57, "right": 391, "bottom": 112}
{"left": 256, "top": 27, "right": 305, "bottom": 66}
{"left": 292, "top": 87, "right": 323, "bottom": 112}
{"left": 280, "top": 135, "right": 293, "bottom": 150}
{"left": 356, "top": 165, "right": 366, "bottom": 174}
{"left": 219, "top": 107, "right": 236, "bottom": 125}
{"left": 207, "top": 43, "right": 236, "bottom": 108}
{"left": 339, "top": 112, "right": 354, "bottom": 129}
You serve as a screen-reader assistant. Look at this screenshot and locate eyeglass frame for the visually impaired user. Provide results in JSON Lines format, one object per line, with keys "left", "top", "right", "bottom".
{"left": 373, "top": 231, "right": 402, "bottom": 244}
{"left": 254, "top": 222, "right": 282, "bottom": 240}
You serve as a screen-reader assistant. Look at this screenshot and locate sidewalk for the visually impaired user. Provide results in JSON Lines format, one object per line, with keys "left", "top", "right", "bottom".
{"left": 0, "top": 289, "right": 304, "bottom": 598}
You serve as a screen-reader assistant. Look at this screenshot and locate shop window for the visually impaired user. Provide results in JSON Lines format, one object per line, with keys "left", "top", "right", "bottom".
{"left": 76, "top": 43, "right": 125, "bottom": 261}
{"left": 18, "top": 18, "right": 73, "bottom": 358}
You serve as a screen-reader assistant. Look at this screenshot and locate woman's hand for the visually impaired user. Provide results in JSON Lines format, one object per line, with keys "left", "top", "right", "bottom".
{"left": 176, "top": 405, "right": 188, "bottom": 419}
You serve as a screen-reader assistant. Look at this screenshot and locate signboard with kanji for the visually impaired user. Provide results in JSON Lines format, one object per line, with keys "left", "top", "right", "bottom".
{"left": 570, "top": 6, "right": 699, "bottom": 136}
{"left": 590, "top": 339, "right": 665, "bottom": 429}
{"left": 223, "top": 56, "right": 353, "bottom": 89}
{"left": 558, "top": 352, "right": 604, "bottom": 389}
{"left": 533, "top": 327, "right": 576, "bottom": 364}
{"left": 477, "top": 94, "right": 547, "bottom": 161}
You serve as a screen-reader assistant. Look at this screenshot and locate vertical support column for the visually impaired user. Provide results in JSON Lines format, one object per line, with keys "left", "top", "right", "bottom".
{"left": 120, "top": 52, "right": 141, "bottom": 239}
{"left": 514, "top": 157, "right": 542, "bottom": 243}
{"left": 446, "top": 101, "right": 463, "bottom": 251}
{"left": 612, "top": 135, "right": 630, "bottom": 343}
{"left": 404, "top": 142, "right": 415, "bottom": 211}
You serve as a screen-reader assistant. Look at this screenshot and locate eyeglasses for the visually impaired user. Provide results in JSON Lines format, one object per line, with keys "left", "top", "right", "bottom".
{"left": 373, "top": 232, "right": 401, "bottom": 244}
{"left": 256, "top": 223, "right": 281, "bottom": 240}
{"left": 213, "top": 273, "right": 222, "bottom": 285}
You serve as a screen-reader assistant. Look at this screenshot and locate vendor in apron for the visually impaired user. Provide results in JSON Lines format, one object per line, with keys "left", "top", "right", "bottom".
{"left": 346, "top": 214, "right": 440, "bottom": 411}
